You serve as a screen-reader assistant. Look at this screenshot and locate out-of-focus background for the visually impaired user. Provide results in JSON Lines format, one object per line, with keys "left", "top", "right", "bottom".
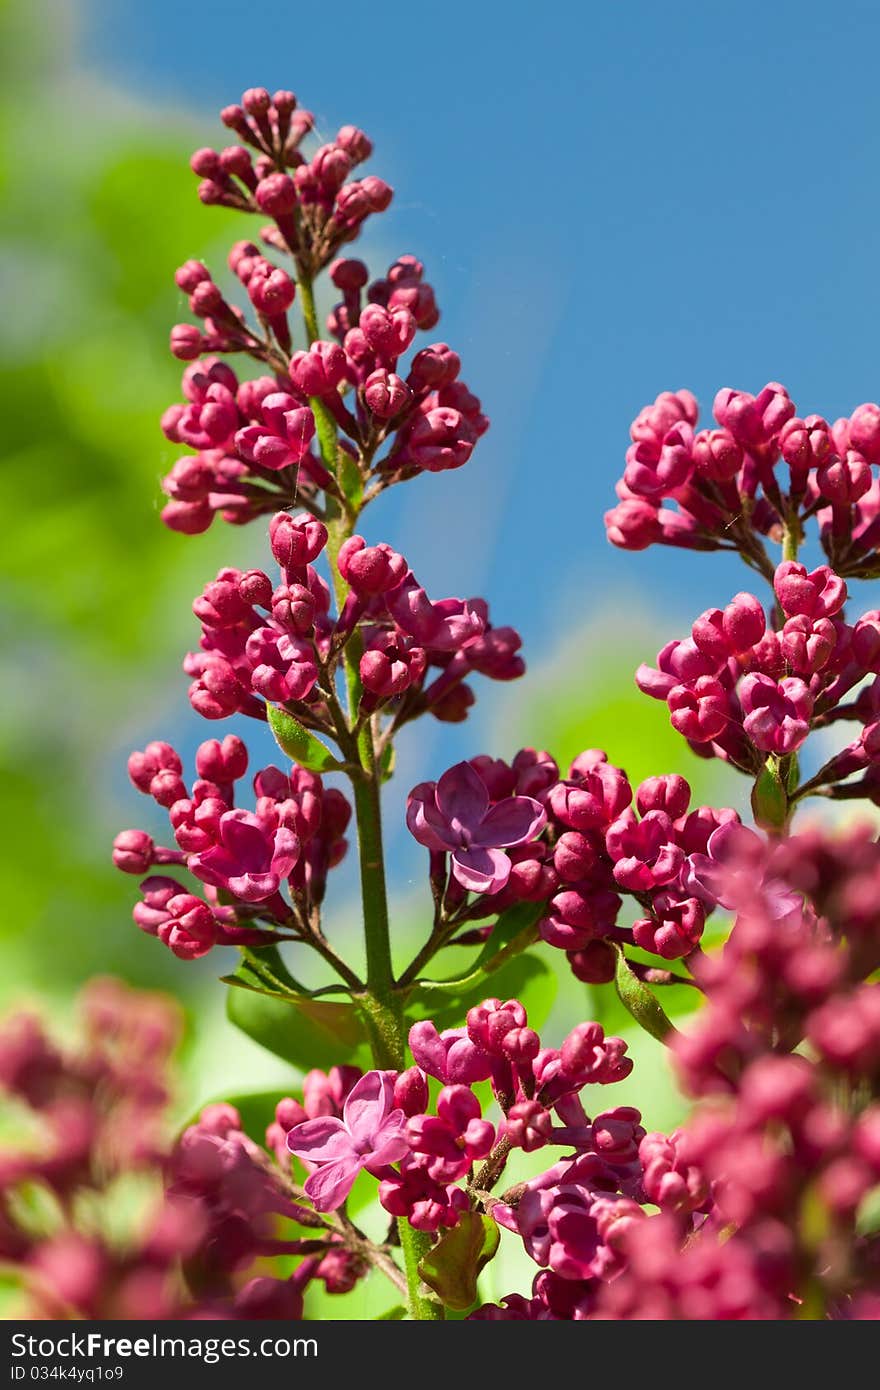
{"left": 2, "top": 0, "right": 879, "bottom": 1218}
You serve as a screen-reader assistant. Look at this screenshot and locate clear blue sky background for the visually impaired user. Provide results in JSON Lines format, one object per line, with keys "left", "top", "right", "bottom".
{"left": 77, "top": 0, "right": 880, "bottom": 839}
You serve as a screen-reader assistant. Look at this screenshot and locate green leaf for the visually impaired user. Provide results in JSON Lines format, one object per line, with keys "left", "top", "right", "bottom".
{"left": 409, "top": 951, "right": 555, "bottom": 1033}
{"left": 614, "top": 947, "right": 676, "bottom": 1045}
{"left": 418, "top": 1212, "right": 500, "bottom": 1311}
{"left": 472, "top": 901, "right": 541, "bottom": 971}
{"left": 751, "top": 758, "right": 789, "bottom": 830}
{"left": 267, "top": 705, "right": 343, "bottom": 772}
{"left": 226, "top": 977, "right": 369, "bottom": 1072}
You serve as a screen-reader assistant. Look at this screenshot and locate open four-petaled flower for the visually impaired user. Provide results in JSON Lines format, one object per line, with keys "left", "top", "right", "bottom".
{"left": 286, "top": 1071, "right": 410, "bottom": 1210}
{"left": 406, "top": 761, "right": 546, "bottom": 894}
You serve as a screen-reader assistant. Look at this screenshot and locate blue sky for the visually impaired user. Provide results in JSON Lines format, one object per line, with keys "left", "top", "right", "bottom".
{"left": 79, "top": 0, "right": 880, "bottom": 836}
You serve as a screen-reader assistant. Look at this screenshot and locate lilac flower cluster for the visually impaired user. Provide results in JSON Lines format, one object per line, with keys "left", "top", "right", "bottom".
{"left": 606, "top": 385, "right": 880, "bottom": 576}
{"left": 113, "top": 735, "right": 349, "bottom": 960}
{"left": 406, "top": 753, "right": 739, "bottom": 970}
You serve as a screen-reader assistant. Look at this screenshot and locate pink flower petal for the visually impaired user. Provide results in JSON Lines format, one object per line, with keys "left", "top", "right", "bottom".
{"left": 286, "top": 1116, "right": 355, "bottom": 1164}
{"left": 471, "top": 795, "right": 546, "bottom": 849}
{"left": 303, "top": 1157, "right": 362, "bottom": 1211}
{"left": 451, "top": 845, "right": 511, "bottom": 895}
{"left": 343, "top": 1070, "right": 395, "bottom": 1144}
{"left": 436, "top": 762, "right": 489, "bottom": 827}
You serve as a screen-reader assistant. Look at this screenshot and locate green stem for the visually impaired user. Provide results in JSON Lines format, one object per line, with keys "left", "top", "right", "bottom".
{"left": 782, "top": 515, "right": 801, "bottom": 563}
{"left": 296, "top": 281, "right": 444, "bottom": 1317}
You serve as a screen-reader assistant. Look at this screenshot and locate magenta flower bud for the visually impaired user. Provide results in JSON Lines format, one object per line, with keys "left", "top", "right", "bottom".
{"left": 605, "top": 809, "right": 684, "bottom": 892}
{"left": 127, "top": 741, "right": 182, "bottom": 794}
{"left": 169, "top": 324, "right": 203, "bottom": 360}
{"left": 271, "top": 582, "right": 317, "bottom": 634}
{"left": 779, "top": 414, "right": 833, "bottom": 472}
{"left": 465, "top": 998, "right": 527, "bottom": 1053}
{"left": 161, "top": 498, "right": 213, "bottom": 533}
{"left": 157, "top": 894, "right": 217, "bottom": 961}
{"left": 632, "top": 894, "right": 704, "bottom": 959}
{"left": 360, "top": 175, "right": 393, "bottom": 210}
{"left": 406, "top": 405, "right": 475, "bottom": 472}
{"left": 247, "top": 263, "right": 296, "bottom": 315}
{"left": 639, "top": 1131, "right": 707, "bottom": 1213}
{"left": 714, "top": 382, "right": 794, "bottom": 445}
{"left": 189, "top": 657, "right": 246, "bottom": 719}
{"left": 504, "top": 1100, "right": 553, "bottom": 1152}
{"left": 816, "top": 448, "right": 872, "bottom": 502}
{"left": 552, "top": 830, "right": 598, "bottom": 881}
{"left": 235, "top": 393, "right": 315, "bottom": 470}
{"left": 331, "top": 258, "right": 369, "bottom": 291}
{"left": 393, "top": 1067, "right": 429, "bottom": 1117}
{"left": 359, "top": 303, "right": 416, "bottom": 360}
{"left": 502, "top": 1026, "right": 541, "bottom": 1065}
{"left": 548, "top": 759, "right": 632, "bottom": 832}
{"left": 255, "top": 173, "right": 297, "bottom": 215}
{"left": 539, "top": 887, "right": 620, "bottom": 951}
{"left": 773, "top": 561, "right": 847, "bottom": 619}
{"left": 311, "top": 143, "right": 353, "bottom": 194}
{"left": 338, "top": 535, "right": 407, "bottom": 595}
{"left": 567, "top": 939, "right": 617, "bottom": 984}
{"left": 360, "top": 635, "right": 426, "bottom": 698}
{"left": 692, "top": 427, "right": 742, "bottom": 481}
{"left": 624, "top": 421, "right": 694, "bottom": 498}
{"left": 112, "top": 830, "right": 156, "bottom": 875}
{"left": 559, "top": 1022, "right": 632, "bottom": 1085}
{"left": 336, "top": 124, "right": 373, "bottom": 163}
{"left": 667, "top": 677, "right": 729, "bottom": 743}
{"left": 195, "top": 734, "right": 248, "bottom": 785}
{"left": 849, "top": 402, "right": 880, "bottom": 465}
{"left": 148, "top": 767, "right": 187, "bottom": 806}
{"left": 723, "top": 592, "right": 766, "bottom": 652}
{"left": 780, "top": 615, "right": 837, "bottom": 674}
{"left": 242, "top": 87, "right": 271, "bottom": 116}
{"left": 407, "top": 1021, "right": 493, "bottom": 1085}
{"left": 289, "top": 342, "right": 347, "bottom": 397}
{"left": 133, "top": 875, "right": 181, "bottom": 935}
{"left": 636, "top": 774, "right": 691, "bottom": 819}
{"left": 269, "top": 511, "right": 328, "bottom": 570}
{"left": 739, "top": 673, "right": 813, "bottom": 754}
{"left": 175, "top": 259, "right": 211, "bottom": 293}
{"left": 409, "top": 343, "right": 461, "bottom": 389}
{"left": 363, "top": 368, "right": 411, "bottom": 418}
{"left": 604, "top": 497, "right": 662, "bottom": 550}
{"left": 190, "top": 147, "right": 221, "bottom": 177}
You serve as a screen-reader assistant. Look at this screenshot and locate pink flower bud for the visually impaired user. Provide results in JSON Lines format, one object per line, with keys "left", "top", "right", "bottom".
{"left": 195, "top": 735, "right": 248, "bottom": 784}
{"left": 256, "top": 173, "right": 297, "bottom": 215}
{"left": 692, "top": 427, "right": 742, "bottom": 481}
{"left": 567, "top": 939, "right": 617, "bottom": 984}
{"left": 289, "top": 342, "right": 347, "bottom": 397}
{"left": 338, "top": 535, "right": 407, "bottom": 595}
{"left": 393, "top": 1067, "right": 429, "bottom": 1117}
{"left": 552, "top": 830, "right": 598, "bottom": 881}
{"left": 739, "top": 673, "right": 812, "bottom": 754}
{"left": 849, "top": 403, "right": 880, "bottom": 465}
{"left": 636, "top": 774, "right": 691, "bottom": 818}
{"left": 169, "top": 324, "right": 203, "bottom": 360}
{"left": 269, "top": 512, "right": 329, "bottom": 570}
{"left": 409, "top": 343, "right": 460, "bottom": 389}
{"left": 667, "top": 677, "right": 729, "bottom": 742}
{"left": 112, "top": 830, "right": 156, "bottom": 875}
{"left": 363, "top": 368, "right": 411, "bottom": 418}
{"left": 773, "top": 561, "right": 847, "bottom": 619}
{"left": 127, "top": 741, "right": 181, "bottom": 794}
{"left": 816, "top": 449, "right": 872, "bottom": 502}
